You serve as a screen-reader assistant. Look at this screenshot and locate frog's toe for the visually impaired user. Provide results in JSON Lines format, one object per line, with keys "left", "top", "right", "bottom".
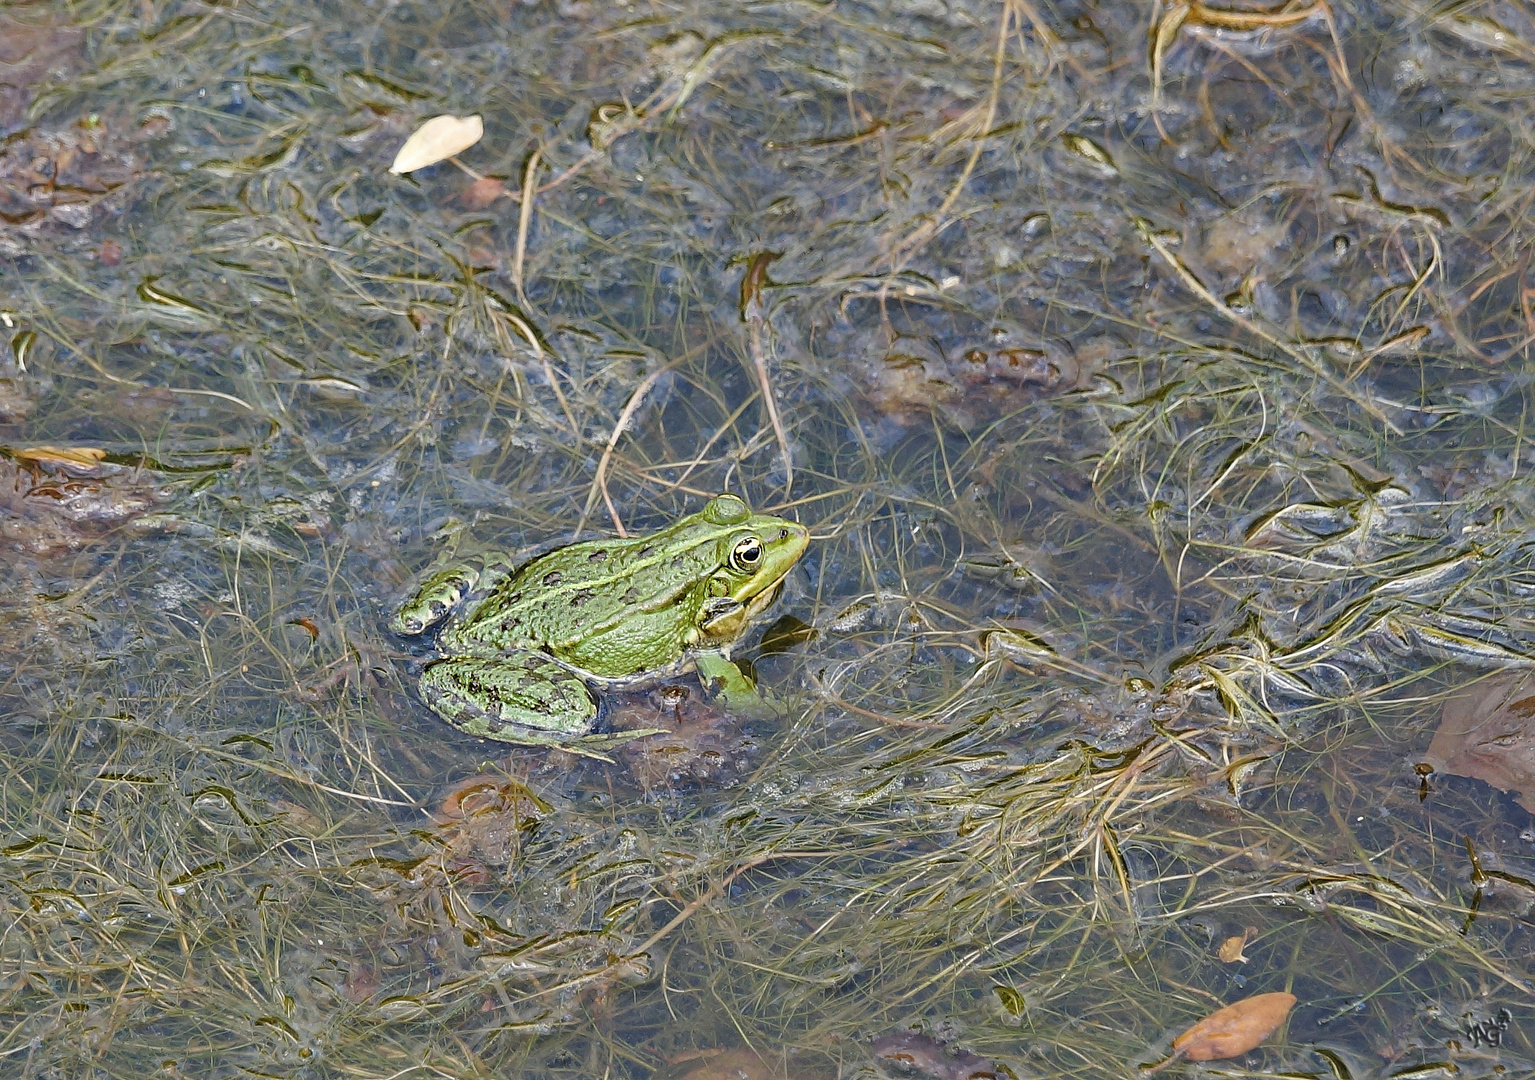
{"left": 391, "top": 563, "right": 484, "bottom": 636}
{"left": 391, "top": 599, "right": 447, "bottom": 636}
{"left": 420, "top": 653, "right": 597, "bottom": 744}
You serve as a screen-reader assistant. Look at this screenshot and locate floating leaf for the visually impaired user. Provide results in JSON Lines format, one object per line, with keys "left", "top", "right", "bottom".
{"left": 1425, "top": 672, "right": 1535, "bottom": 811}
{"left": 10, "top": 444, "right": 110, "bottom": 472}
{"left": 375, "top": 996, "right": 427, "bottom": 1021}
{"left": 871, "top": 1030, "right": 997, "bottom": 1080}
{"left": 288, "top": 617, "right": 320, "bottom": 641}
{"left": 1172, "top": 992, "right": 1296, "bottom": 1061}
{"left": 13, "top": 444, "right": 107, "bottom": 466}
{"left": 389, "top": 114, "right": 483, "bottom": 174}
{"left": 993, "top": 982, "right": 1027, "bottom": 1016}
{"left": 676, "top": 1047, "right": 781, "bottom": 1080}
{"left": 1217, "top": 929, "right": 1253, "bottom": 964}
{"left": 299, "top": 375, "right": 367, "bottom": 402}
{"left": 1060, "top": 133, "right": 1117, "bottom": 174}
{"left": 758, "top": 613, "right": 817, "bottom": 655}
{"left": 461, "top": 176, "right": 507, "bottom": 208}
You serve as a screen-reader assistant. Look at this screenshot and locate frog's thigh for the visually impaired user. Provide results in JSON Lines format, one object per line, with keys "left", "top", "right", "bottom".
{"left": 420, "top": 652, "right": 597, "bottom": 742}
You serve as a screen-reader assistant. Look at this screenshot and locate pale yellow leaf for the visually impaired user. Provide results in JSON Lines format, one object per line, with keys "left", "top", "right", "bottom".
{"left": 12, "top": 445, "right": 109, "bottom": 468}
{"left": 389, "top": 114, "right": 483, "bottom": 175}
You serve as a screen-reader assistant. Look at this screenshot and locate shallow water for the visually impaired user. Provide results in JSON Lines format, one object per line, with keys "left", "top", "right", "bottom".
{"left": 3, "top": 0, "right": 1535, "bottom": 1076}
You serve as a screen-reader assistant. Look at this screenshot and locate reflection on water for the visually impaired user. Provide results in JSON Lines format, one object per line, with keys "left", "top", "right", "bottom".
{"left": 2, "top": 0, "right": 1535, "bottom": 1075}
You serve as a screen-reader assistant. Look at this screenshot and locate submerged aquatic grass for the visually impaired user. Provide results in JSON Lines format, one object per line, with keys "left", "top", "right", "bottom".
{"left": 1, "top": 0, "right": 1534, "bottom": 1076}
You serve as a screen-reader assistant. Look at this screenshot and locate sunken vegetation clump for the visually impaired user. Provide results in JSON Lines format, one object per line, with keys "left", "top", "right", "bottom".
{"left": 1, "top": 0, "right": 1535, "bottom": 1076}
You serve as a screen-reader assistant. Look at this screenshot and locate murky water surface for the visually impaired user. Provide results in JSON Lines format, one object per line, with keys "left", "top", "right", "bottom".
{"left": 4, "top": 0, "right": 1535, "bottom": 1076}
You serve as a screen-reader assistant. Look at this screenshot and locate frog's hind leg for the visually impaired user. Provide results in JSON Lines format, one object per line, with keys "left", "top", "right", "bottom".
{"left": 419, "top": 651, "right": 599, "bottom": 745}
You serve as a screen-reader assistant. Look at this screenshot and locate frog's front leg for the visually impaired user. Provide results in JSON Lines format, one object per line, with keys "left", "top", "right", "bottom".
{"left": 420, "top": 650, "right": 600, "bottom": 744}
{"left": 391, "top": 553, "right": 517, "bottom": 636}
{"left": 695, "top": 651, "right": 782, "bottom": 716}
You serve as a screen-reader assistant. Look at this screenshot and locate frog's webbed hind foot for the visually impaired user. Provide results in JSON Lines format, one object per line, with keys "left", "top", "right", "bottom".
{"left": 420, "top": 652, "right": 600, "bottom": 745}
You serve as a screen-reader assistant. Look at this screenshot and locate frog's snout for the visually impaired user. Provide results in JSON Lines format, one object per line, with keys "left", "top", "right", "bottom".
{"left": 779, "top": 522, "right": 810, "bottom": 563}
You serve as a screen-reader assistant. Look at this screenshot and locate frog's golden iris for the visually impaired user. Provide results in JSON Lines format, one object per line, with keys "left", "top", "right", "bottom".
{"left": 392, "top": 494, "right": 809, "bottom": 749}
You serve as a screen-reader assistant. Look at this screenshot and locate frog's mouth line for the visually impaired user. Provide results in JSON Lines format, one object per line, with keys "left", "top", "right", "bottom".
{"left": 746, "top": 524, "right": 809, "bottom": 612}
{"left": 745, "top": 572, "right": 792, "bottom": 619}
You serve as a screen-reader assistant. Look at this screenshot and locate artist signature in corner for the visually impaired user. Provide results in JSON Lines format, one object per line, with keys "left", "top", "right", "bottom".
{"left": 1464, "top": 1008, "right": 1513, "bottom": 1048}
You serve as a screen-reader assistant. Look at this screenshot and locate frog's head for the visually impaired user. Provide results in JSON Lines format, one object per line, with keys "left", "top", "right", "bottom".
{"left": 693, "top": 493, "right": 809, "bottom": 645}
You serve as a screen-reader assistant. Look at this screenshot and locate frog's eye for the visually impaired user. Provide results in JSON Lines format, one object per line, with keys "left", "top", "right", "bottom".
{"left": 729, "top": 535, "right": 764, "bottom": 573}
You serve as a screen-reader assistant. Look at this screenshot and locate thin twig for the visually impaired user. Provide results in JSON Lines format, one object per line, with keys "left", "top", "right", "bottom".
{"left": 740, "top": 252, "right": 793, "bottom": 493}
{"left": 581, "top": 358, "right": 684, "bottom": 536}
{"left": 512, "top": 148, "right": 541, "bottom": 309}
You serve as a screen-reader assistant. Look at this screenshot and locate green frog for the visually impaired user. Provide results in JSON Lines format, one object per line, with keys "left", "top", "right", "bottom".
{"left": 392, "top": 493, "right": 809, "bottom": 752}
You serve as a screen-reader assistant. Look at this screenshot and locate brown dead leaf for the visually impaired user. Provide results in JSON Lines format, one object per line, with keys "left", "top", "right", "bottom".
{"left": 612, "top": 685, "right": 759, "bottom": 791}
{"left": 861, "top": 328, "right": 1080, "bottom": 433}
{"left": 434, "top": 776, "right": 548, "bottom": 825}
{"left": 0, "top": 16, "right": 84, "bottom": 126}
{"left": 1217, "top": 928, "right": 1255, "bottom": 963}
{"left": 288, "top": 617, "right": 320, "bottom": 641}
{"left": 1172, "top": 992, "right": 1296, "bottom": 1061}
{"left": 461, "top": 176, "right": 506, "bottom": 208}
{"left": 0, "top": 377, "right": 32, "bottom": 423}
{"left": 1426, "top": 672, "right": 1535, "bottom": 811}
{"left": 676, "top": 1048, "right": 782, "bottom": 1080}
{"left": 871, "top": 1029, "right": 998, "bottom": 1080}
{"left": 0, "top": 118, "right": 145, "bottom": 255}
{"left": 0, "top": 453, "right": 161, "bottom": 555}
